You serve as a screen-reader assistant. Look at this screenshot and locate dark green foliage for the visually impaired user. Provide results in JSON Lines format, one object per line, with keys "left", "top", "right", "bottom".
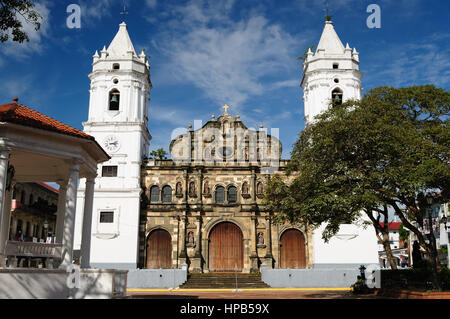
{"left": 0, "top": 0, "right": 42, "bottom": 43}
{"left": 149, "top": 148, "right": 168, "bottom": 160}
{"left": 398, "top": 224, "right": 409, "bottom": 242}
{"left": 381, "top": 268, "right": 450, "bottom": 291}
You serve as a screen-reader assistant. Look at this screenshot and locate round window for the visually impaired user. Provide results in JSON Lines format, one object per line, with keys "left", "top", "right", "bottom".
{"left": 334, "top": 78, "right": 339, "bottom": 83}
{"left": 219, "top": 147, "right": 234, "bottom": 159}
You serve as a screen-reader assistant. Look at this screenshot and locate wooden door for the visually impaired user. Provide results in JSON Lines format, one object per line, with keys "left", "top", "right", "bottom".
{"left": 280, "top": 229, "right": 306, "bottom": 268}
{"left": 147, "top": 229, "right": 172, "bottom": 269}
{"left": 209, "top": 222, "right": 243, "bottom": 272}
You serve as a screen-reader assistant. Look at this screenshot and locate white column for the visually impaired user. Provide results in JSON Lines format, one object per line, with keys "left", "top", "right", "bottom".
{"left": 55, "top": 181, "right": 67, "bottom": 244}
{"left": 60, "top": 162, "right": 79, "bottom": 268}
{"left": 0, "top": 151, "right": 10, "bottom": 232}
{"left": 0, "top": 151, "right": 10, "bottom": 264}
{"left": 80, "top": 176, "right": 95, "bottom": 268}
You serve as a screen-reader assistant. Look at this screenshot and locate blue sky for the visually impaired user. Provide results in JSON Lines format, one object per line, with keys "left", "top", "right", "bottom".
{"left": 0, "top": 0, "right": 449, "bottom": 159}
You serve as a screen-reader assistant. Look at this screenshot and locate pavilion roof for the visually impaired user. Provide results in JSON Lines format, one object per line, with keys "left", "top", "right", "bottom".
{"left": 0, "top": 99, "right": 94, "bottom": 141}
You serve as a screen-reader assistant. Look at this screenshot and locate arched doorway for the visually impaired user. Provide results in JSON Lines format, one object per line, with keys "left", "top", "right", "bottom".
{"left": 208, "top": 222, "right": 243, "bottom": 272}
{"left": 147, "top": 229, "right": 172, "bottom": 269}
{"left": 280, "top": 229, "right": 306, "bottom": 268}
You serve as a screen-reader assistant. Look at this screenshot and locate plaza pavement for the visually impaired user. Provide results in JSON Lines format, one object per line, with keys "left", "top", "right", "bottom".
{"left": 126, "top": 288, "right": 388, "bottom": 299}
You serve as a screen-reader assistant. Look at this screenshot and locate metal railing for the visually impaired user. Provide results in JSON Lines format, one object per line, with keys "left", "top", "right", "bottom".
{"left": 4, "top": 240, "right": 63, "bottom": 259}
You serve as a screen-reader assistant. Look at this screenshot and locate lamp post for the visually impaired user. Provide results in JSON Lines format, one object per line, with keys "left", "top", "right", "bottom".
{"left": 426, "top": 193, "right": 440, "bottom": 290}
{"left": 440, "top": 214, "right": 449, "bottom": 268}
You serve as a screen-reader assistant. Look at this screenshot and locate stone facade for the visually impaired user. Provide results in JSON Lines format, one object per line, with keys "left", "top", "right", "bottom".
{"left": 139, "top": 110, "right": 314, "bottom": 273}
{"left": 9, "top": 182, "right": 58, "bottom": 243}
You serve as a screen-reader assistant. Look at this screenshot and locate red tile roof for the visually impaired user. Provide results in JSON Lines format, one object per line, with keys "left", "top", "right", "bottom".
{"left": 0, "top": 99, "right": 94, "bottom": 141}
{"left": 39, "top": 182, "right": 59, "bottom": 193}
{"left": 379, "top": 222, "right": 402, "bottom": 230}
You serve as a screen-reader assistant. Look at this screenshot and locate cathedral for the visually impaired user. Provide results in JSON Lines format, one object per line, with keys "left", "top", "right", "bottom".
{"left": 74, "top": 20, "right": 379, "bottom": 272}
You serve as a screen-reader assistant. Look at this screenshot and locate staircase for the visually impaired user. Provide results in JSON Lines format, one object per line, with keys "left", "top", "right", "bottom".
{"left": 179, "top": 273, "right": 270, "bottom": 289}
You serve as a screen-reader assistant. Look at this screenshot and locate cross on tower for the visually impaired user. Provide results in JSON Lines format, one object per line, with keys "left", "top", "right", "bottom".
{"left": 120, "top": 1, "right": 129, "bottom": 21}
{"left": 324, "top": 1, "right": 332, "bottom": 21}
{"left": 222, "top": 104, "right": 230, "bottom": 114}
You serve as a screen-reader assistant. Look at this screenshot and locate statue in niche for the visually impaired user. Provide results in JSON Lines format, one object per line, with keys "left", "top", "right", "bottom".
{"left": 257, "top": 182, "right": 264, "bottom": 195}
{"left": 187, "top": 231, "right": 194, "bottom": 245}
{"left": 203, "top": 181, "right": 210, "bottom": 195}
{"left": 242, "top": 182, "right": 249, "bottom": 194}
{"left": 189, "top": 181, "right": 196, "bottom": 197}
{"left": 176, "top": 182, "right": 182, "bottom": 196}
{"left": 257, "top": 232, "right": 264, "bottom": 245}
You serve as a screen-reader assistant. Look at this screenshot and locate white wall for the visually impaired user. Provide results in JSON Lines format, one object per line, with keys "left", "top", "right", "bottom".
{"left": 313, "top": 219, "right": 379, "bottom": 266}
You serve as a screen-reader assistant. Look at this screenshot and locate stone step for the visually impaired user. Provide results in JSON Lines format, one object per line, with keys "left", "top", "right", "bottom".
{"left": 180, "top": 273, "right": 270, "bottom": 289}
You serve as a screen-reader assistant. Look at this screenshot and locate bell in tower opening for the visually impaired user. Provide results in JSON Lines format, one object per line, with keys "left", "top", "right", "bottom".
{"left": 109, "top": 89, "right": 120, "bottom": 110}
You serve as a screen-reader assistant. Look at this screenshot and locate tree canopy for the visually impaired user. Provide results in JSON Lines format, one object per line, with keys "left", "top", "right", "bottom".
{"left": 0, "top": 0, "right": 42, "bottom": 43}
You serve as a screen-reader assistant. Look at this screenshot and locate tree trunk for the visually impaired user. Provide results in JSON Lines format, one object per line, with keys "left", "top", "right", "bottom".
{"left": 366, "top": 209, "right": 398, "bottom": 269}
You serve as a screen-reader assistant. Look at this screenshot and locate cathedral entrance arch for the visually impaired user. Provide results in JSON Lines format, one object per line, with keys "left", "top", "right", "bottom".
{"left": 208, "top": 222, "right": 243, "bottom": 272}
{"left": 280, "top": 229, "right": 306, "bottom": 269}
{"left": 146, "top": 229, "right": 172, "bottom": 269}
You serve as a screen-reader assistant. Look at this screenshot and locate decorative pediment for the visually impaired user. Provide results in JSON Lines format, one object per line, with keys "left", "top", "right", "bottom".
{"left": 169, "top": 106, "right": 282, "bottom": 165}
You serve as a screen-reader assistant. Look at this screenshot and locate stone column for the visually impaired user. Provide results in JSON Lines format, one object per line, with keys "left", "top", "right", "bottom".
{"left": 264, "top": 215, "right": 273, "bottom": 269}
{"left": 250, "top": 215, "right": 259, "bottom": 273}
{"left": 60, "top": 162, "right": 80, "bottom": 268}
{"left": 191, "top": 215, "right": 202, "bottom": 273}
{"left": 55, "top": 181, "right": 67, "bottom": 244}
{"left": 251, "top": 169, "right": 257, "bottom": 204}
{"left": 80, "top": 176, "right": 95, "bottom": 268}
{"left": 197, "top": 168, "right": 203, "bottom": 205}
{"left": 178, "top": 215, "right": 187, "bottom": 264}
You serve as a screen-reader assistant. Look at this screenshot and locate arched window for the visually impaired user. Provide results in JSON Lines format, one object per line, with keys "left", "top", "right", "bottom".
{"left": 227, "top": 186, "right": 237, "bottom": 203}
{"left": 29, "top": 194, "right": 34, "bottom": 206}
{"left": 162, "top": 186, "right": 172, "bottom": 203}
{"left": 215, "top": 186, "right": 225, "bottom": 203}
{"left": 332, "top": 88, "right": 343, "bottom": 105}
{"left": 20, "top": 191, "right": 25, "bottom": 204}
{"left": 150, "top": 186, "right": 160, "bottom": 203}
{"left": 113, "top": 63, "right": 120, "bottom": 70}
{"left": 109, "top": 89, "right": 120, "bottom": 111}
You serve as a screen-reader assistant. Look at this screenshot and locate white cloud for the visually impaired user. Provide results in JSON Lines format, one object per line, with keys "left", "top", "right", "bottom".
{"left": 366, "top": 40, "right": 450, "bottom": 88}
{"left": 79, "top": 0, "right": 121, "bottom": 26}
{"left": 154, "top": 0, "right": 304, "bottom": 110}
{"left": 145, "top": 0, "right": 158, "bottom": 9}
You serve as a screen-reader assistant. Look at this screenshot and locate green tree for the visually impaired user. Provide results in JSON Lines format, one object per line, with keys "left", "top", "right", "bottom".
{"left": 150, "top": 148, "right": 168, "bottom": 160}
{"left": 264, "top": 85, "right": 450, "bottom": 289}
{"left": 398, "top": 224, "right": 409, "bottom": 243}
{"left": 0, "top": 0, "right": 42, "bottom": 43}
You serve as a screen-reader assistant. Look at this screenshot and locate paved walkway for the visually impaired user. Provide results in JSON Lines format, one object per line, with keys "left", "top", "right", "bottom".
{"left": 127, "top": 288, "right": 386, "bottom": 299}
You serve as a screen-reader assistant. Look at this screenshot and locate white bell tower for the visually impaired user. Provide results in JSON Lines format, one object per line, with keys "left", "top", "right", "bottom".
{"left": 301, "top": 19, "right": 362, "bottom": 124}
{"left": 301, "top": 19, "right": 379, "bottom": 268}
{"left": 74, "top": 22, "right": 152, "bottom": 269}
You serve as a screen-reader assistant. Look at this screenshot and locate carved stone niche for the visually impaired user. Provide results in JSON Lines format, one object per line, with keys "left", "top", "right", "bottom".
{"left": 186, "top": 231, "right": 196, "bottom": 248}
{"left": 188, "top": 181, "right": 197, "bottom": 198}
{"left": 256, "top": 231, "right": 266, "bottom": 248}
{"left": 175, "top": 182, "right": 183, "bottom": 198}
{"left": 202, "top": 180, "right": 211, "bottom": 198}
{"left": 241, "top": 181, "right": 251, "bottom": 199}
